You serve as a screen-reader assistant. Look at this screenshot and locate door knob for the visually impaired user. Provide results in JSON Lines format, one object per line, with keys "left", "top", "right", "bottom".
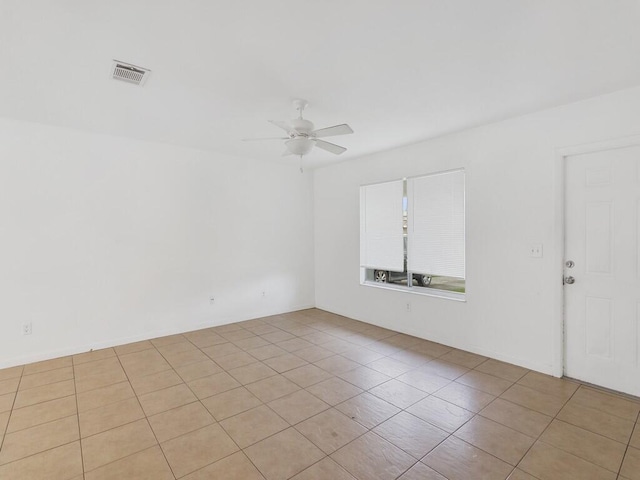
{"left": 564, "top": 276, "right": 575, "bottom": 285}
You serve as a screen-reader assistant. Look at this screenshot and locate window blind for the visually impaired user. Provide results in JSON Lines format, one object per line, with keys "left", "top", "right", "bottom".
{"left": 407, "top": 170, "right": 465, "bottom": 278}
{"left": 359, "top": 180, "right": 404, "bottom": 271}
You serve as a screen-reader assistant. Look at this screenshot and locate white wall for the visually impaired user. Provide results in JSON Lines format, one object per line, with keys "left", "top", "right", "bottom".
{"left": 0, "top": 118, "right": 315, "bottom": 368}
{"left": 314, "top": 86, "right": 640, "bottom": 376}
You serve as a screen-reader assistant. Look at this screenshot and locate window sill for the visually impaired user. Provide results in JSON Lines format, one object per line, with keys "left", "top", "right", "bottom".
{"left": 361, "top": 281, "right": 466, "bottom": 302}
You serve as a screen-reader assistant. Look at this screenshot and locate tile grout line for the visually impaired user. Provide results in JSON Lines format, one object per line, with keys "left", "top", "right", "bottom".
{"left": 287, "top": 338, "right": 479, "bottom": 478}
{"left": 56, "top": 325, "right": 405, "bottom": 479}
{"left": 318, "top": 355, "right": 483, "bottom": 477}
{"left": 430, "top": 373, "right": 581, "bottom": 479}
{"left": 154, "top": 334, "right": 260, "bottom": 479}
{"left": 414, "top": 400, "right": 507, "bottom": 477}
{"left": 71, "top": 359, "right": 86, "bottom": 480}
{"left": 424, "top": 364, "right": 522, "bottom": 477}
{"left": 509, "top": 382, "right": 589, "bottom": 479}
{"left": 0, "top": 351, "right": 79, "bottom": 471}
{"left": 615, "top": 410, "right": 640, "bottom": 479}
{"left": 0, "top": 330, "right": 528, "bottom": 480}
{"left": 3, "top": 315, "right": 390, "bottom": 475}
{"left": 4, "top": 411, "right": 79, "bottom": 437}
{"left": 112, "top": 345, "right": 178, "bottom": 480}
{"left": 0, "top": 438, "right": 82, "bottom": 471}
{"left": 0, "top": 366, "right": 25, "bottom": 457}
{"left": 200, "top": 324, "right": 323, "bottom": 480}
{"left": 2, "top": 310, "right": 639, "bottom": 479}
{"left": 66, "top": 356, "right": 157, "bottom": 472}
{"left": 375, "top": 362, "right": 561, "bottom": 479}
{"left": 210, "top": 326, "right": 320, "bottom": 479}
{"left": 286, "top": 343, "right": 474, "bottom": 478}
{"left": 127, "top": 344, "right": 182, "bottom": 479}
{"left": 250, "top": 320, "right": 378, "bottom": 479}
{"left": 0, "top": 362, "right": 79, "bottom": 473}
{"left": 206, "top": 321, "right": 365, "bottom": 479}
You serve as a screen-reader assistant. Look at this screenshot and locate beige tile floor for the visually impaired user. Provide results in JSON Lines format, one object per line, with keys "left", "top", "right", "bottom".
{"left": 0, "top": 308, "right": 639, "bottom": 480}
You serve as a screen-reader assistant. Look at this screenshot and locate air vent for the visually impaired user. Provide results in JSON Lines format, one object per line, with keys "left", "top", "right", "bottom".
{"left": 111, "top": 60, "right": 150, "bottom": 86}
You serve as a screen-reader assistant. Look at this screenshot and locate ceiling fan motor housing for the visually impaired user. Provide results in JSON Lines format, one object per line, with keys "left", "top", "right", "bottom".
{"left": 290, "top": 118, "right": 314, "bottom": 134}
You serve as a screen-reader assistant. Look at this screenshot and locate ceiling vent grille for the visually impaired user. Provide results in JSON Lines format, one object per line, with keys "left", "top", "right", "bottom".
{"left": 111, "top": 60, "right": 150, "bottom": 86}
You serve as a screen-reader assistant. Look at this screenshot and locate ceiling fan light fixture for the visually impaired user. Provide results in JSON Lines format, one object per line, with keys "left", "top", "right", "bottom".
{"left": 285, "top": 138, "right": 314, "bottom": 155}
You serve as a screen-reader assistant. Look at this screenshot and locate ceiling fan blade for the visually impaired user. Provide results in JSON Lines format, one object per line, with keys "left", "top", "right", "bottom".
{"left": 268, "top": 120, "right": 296, "bottom": 134}
{"left": 312, "top": 124, "right": 354, "bottom": 138}
{"left": 241, "top": 137, "right": 288, "bottom": 142}
{"left": 314, "top": 139, "right": 347, "bottom": 155}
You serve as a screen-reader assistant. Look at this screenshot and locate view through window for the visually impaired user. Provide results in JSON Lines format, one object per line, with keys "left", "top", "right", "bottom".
{"left": 360, "top": 170, "right": 465, "bottom": 295}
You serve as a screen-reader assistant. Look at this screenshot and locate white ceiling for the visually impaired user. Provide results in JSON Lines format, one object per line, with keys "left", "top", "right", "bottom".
{"left": 1, "top": 1, "right": 640, "bottom": 168}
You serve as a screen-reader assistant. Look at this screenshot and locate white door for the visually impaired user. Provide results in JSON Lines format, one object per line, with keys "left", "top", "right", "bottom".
{"left": 564, "top": 144, "right": 640, "bottom": 396}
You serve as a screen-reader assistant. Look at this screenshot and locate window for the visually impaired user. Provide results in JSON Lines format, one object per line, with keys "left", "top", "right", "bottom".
{"left": 360, "top": 170, "right": 465, "bottom": 296}
{"left": 359, "top": 179, "right": 404, "bottom": 272}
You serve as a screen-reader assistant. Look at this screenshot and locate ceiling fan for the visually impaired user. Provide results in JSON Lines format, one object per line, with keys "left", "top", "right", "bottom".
{"left": 243, "top": 99, "right": 354, "bottom": 158}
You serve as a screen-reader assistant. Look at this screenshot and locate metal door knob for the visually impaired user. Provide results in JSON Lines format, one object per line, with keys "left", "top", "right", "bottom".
{"left": 564, "top": 276, "right": 575, "bottom": 285}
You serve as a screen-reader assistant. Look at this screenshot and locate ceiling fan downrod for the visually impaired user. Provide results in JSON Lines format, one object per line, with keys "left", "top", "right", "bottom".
{"left": 293, "top": 98, "right": 309, "bottom": 119}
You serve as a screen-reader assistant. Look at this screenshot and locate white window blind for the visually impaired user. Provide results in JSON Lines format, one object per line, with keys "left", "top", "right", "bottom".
{"left": 407, "top": 170, "right": 465, "bottom": 278}
{"left": 360, "top": 180, "right": 404, "bottom": 271}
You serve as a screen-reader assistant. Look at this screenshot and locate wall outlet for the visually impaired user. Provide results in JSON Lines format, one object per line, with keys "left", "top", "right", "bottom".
{"left": 261, "top": 291, "right": 266, "bottom": 298}
{"left": 406, "top": 302, "right": 412, "bottom": 312}
{"left": 209, "top": 296, "right": 215, "bottom": 305}
{"left": 22, "top": 322, "right": 32, "bottom": 335}
{"left": 529, "top": 243, "right": 543, "bottom": 258}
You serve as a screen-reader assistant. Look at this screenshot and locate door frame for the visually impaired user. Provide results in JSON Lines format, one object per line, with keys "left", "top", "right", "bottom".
{"left": 553, "top": 134, "right": 640, "bottom": 378}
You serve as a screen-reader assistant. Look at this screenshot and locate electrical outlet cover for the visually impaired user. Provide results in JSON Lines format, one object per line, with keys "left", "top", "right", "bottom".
{"left": 529, "top": 243, "right": 543, "bottom": 258}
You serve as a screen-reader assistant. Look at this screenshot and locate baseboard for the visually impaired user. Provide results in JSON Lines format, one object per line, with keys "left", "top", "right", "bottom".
{"left": 314, "top": 303, "right": 557, "bottom": 377}
{"left": 0, "top": 303, "right": 317, "bottom": 370}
